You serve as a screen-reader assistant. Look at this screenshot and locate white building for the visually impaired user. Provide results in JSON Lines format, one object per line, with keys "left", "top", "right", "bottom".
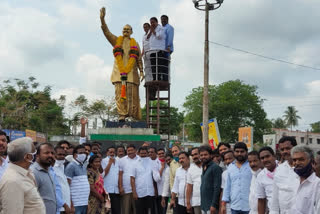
{"left": 271, "top": 128, "right": 320, "bottom": 152}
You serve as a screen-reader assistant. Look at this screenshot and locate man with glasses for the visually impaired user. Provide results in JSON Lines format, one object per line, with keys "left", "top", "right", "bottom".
{"left": 0, "top": 137, "right": 45, "bottom": 213}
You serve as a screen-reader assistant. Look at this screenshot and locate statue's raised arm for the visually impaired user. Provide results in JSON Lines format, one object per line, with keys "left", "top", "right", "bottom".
{"left": 100, "top": 7, "right": 117, "bottom": 46}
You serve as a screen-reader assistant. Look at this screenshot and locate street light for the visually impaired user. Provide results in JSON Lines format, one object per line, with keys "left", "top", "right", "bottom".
{"left": 192, "top": 0, "right": 223, "bottom": 145}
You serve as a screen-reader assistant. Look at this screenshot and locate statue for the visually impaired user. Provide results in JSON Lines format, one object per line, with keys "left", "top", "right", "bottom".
{"left": 100, "top": 7, "right": 144, "bottom": 121}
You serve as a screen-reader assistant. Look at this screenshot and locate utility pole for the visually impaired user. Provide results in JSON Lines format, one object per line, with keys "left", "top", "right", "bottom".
{"left": 192, "top": 0, "right": 223, "bottom": 145}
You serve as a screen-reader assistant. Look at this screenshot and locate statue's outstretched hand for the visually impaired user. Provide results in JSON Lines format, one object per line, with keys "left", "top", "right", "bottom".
{"left": 140, "top": 72, "right": 145, "bottom": 82}
{"left": 100, "top": 7, "right": 106, "bottom": 20}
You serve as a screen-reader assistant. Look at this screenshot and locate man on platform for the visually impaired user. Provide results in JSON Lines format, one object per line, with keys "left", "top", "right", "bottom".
{"left": 100, "top": 7, "right": 143, "bottom": 121}
{"left": 148, "top": 17, "right": 167, "bottom": 81}
{"left": 161, "top": 15, "right": 174, "bottom": 55}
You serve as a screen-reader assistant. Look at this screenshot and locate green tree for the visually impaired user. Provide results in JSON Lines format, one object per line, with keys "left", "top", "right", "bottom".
{"left": 0, "top": 77, "right": 69, "bottom": 135}
{"left": 271, "top": 118, "right": 288, "bottom": 129}
{"left": 183, "top": 80, "right": 272, "bottom": 143}
{"left": 142, "top": 101, "right": 184, "bottom": 135}
{"left": 283, "top": 106, "right": 301, "bottom": 131}
{"left": 311, "top": 121, "right": 320, "bottom": 133}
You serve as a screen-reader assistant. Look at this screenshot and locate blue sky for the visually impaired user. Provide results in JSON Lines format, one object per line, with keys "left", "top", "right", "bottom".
{"left": 1, "top": 0, "right": 320, "bottom": 130}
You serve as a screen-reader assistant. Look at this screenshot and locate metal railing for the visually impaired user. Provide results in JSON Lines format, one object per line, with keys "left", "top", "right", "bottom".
{"left": 143, "top": 50, "right": 171, "bottom": 83}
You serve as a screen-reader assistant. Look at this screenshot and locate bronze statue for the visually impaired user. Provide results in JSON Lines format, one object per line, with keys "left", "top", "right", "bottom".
{"left": 100, "top": 7, "right": 144, "bottom": 121}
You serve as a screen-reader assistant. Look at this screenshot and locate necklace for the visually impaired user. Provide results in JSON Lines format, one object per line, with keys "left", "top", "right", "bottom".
{"left": 113, "top": 36, "right": 139, "bottom": 101}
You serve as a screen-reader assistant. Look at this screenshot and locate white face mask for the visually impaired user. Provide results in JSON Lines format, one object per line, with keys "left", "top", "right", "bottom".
{"left": 76, "top": 154, "right": 87, "bottom": 163}
{"left": 55, "top": 159, "right": 65, "bottom": 165}
{"left": 26, "top": 150, "right": 37, "bottom": 164}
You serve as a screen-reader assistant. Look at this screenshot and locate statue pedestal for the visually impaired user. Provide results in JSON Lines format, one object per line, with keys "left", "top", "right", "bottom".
{"left": 88, "top": 125, "right": 163, "bottom": 151}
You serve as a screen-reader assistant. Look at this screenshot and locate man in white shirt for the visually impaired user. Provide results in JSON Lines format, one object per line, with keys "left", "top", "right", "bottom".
{"left": 270, "top": 136, "right": 299, "bottom": 214}
{"left": 53, "top": 146, "right": 72, "bottom": 214}
{"left": 256, "top": 147, "right": 277, "bottom": 214}
{"left": 248, "top": 151, "right": 263, "bottom": 214}
{"left": 119, "top": 144, "right": 139, "bottom": 214}
{"left": 142, "top": 22, "right": 153, "bottom": 83}
{"left": 116, "top": 145, "right": 126, "bottom": 160}
{"left": 186, "top": 147, "right": 202, "bottom": 214}
{"left": 161, "top": 153, "right": 173, "bottom": 214}
{"left": 130, "top": 147, "right": 155, "bottom": 214}
{"left": 149, "top": 147, "right": 166, "bottom": 214}
{"left": 220, "top": 150, "right": 235, "bottom": 214}
{"left": 0, "top": 130, "right": 9, "bottom": 181}
{"left": 170, "top": 152, "right": 190, "bottom": 214}
{"left": 102, "top": 146, "right": 121, "bottom": 214}
{"left": 290, "top": 145, "right": 320, "bottom": 213}
{"left": 148, "top": 17, "right": 167, "bottom": 81}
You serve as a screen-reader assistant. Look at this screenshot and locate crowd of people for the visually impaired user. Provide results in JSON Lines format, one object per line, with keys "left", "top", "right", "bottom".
{"left": 0, "top": 128, "right": 320, "bottom": 214}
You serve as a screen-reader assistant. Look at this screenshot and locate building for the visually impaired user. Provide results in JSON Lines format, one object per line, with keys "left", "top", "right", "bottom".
{"left": 271, "top": 128, "right": 320, "bottom": 152}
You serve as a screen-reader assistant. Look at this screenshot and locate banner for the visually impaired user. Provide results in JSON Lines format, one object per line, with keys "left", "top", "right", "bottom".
{"left": 201, "top": 118, "right": 221, "bottom": 149}
{"left": 36, "top": 132, "right": 47, "bottom": 143}
{"left": 263, "top": 134, "right": 276, "bottom": 151}
{"left": 25, "top": 129, "right": 37, "bottom": 142}
{"left": 10, "top": 130, "right": 26, "bottom": 141}
{"left": 238, "top": 127, "right": 253, "bottom": 150}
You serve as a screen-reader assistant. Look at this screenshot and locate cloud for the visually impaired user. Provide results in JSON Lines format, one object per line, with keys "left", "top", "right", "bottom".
{"left": 75, "top": 53, "right": 114, "bottom": 95}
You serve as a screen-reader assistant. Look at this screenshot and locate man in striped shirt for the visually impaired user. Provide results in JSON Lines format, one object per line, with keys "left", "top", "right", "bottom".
{"left": 65, "top": 145, "right": 90, "bottom": 214}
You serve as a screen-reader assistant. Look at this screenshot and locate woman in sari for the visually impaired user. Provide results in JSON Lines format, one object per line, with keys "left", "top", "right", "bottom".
{"left": 87, "top": 154, "right": 107, "bottom": 214}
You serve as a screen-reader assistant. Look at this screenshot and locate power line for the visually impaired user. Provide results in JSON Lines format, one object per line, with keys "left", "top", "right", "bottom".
{"left": 209, "top": 41, "right": 320, "bottom": 71}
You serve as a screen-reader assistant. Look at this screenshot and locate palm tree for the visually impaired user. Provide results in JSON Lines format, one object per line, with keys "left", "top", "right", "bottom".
{"left": 283, "top": 106, "right": 301, "bottom": 131}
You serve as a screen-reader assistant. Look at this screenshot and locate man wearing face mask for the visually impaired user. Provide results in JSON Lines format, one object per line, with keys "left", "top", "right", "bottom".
{"left": 30, "top": 143, "right": 57, "bottom": 214}
{"left": 290, "top": 145, "right": 320, "bottom": 213}
{"left": 53, "top": 146, "right": 72, "bottom": 214}
{"left": 65, "top": 144, "right": 90, "bottom": 214}
{"left": 270, "top": 136, "right": 299, "bottom": 214}
{"left": 170, "top": 152, "right": 191, "bottom": 214}
{"left": 0, "top": 137, "right": 45, "bottom": 214}
{"left": 130, "top": 147, "right": 155, "bottom": 214}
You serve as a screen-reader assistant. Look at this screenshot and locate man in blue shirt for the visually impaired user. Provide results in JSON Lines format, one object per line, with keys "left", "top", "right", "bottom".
{"left": 160, "top": 15, "right": 174, "bottom": 81}
{"left": 221, "top": 142, "right": 252, "bottom": 214}
{"left": 161, "top": 15, "right": 174, "bottom": 54}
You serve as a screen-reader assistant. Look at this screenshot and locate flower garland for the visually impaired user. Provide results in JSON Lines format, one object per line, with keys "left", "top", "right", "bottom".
{"left": 113, "top": 36, "right": 139, "bottom": 102}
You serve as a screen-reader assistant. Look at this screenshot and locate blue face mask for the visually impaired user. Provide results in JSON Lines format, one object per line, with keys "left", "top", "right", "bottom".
{"left": 173, "top": 156, "right": 179, "bottom": 162}
{"left": 90, "top": 152, "right": 94, "bottom": 157}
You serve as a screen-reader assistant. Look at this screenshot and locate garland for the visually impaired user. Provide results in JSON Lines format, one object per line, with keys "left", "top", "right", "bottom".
{"left": 113, "top": 36, "right": 139, "bottom": 102}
